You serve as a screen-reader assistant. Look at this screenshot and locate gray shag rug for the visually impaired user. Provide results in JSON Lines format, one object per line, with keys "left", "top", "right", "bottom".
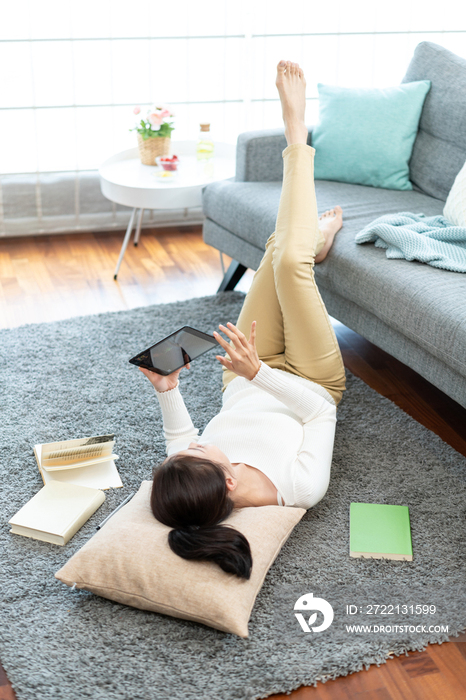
{"left": 1, "top": 292, "right": 465, "bottom": 700}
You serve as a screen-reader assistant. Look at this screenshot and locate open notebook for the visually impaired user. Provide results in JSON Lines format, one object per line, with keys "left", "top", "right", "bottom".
{"left": 34, "top": 434, "right": 123, "bottom": 490}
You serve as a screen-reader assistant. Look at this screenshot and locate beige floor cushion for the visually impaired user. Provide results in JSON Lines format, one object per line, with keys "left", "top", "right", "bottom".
{"left": 55, "top": 481, "right": 305, "bottom": 637}
{"left": 444, "top": 159, "right": 466, "bottom": 226}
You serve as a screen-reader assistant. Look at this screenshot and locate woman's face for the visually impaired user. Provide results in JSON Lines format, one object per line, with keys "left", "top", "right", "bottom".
{"left": 179, "top": 442, "right": 233, "bottom": 471}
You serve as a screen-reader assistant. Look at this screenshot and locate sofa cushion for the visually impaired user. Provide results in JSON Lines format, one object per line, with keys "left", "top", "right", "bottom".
{"left": 402, "top": 42, "right": 466, "bottom": 201}
{"left": 312, "top": 196, "right": 466, "bottom": 379}
{"left": 203, "top": 178, "right": 444, "bottom": 253}
{"left": 203, "top": 178, "right": 283, "bottom": 250}
{"left": 204, "top": 178, "right": 466, "bottom": 377}
{"left": 312, "top": 81, "right": 431, "bottom": 190}
{"left": 444, "top": 159, "right": 466, "bottom": 227}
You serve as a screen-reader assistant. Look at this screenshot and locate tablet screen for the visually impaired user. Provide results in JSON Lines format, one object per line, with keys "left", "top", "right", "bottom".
{"left": 129, "top": 327, "right": 217, "bottom": 375}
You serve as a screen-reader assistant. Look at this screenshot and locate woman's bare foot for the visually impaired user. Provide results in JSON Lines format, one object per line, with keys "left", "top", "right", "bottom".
{"left": 315, "top": 206, "right": 343, "bottom": 263}
{"left": 275, "top": 60, "right": 308, "bottom": 146}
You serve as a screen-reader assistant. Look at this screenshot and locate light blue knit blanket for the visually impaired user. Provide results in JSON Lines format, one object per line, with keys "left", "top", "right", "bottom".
{"left": 355, "top": 212, "right": 466, "bottom": 273}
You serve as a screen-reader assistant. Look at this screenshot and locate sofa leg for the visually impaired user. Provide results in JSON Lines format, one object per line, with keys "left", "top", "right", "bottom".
{"left": 217, "top": 260, "right": 248, "bottom": 292}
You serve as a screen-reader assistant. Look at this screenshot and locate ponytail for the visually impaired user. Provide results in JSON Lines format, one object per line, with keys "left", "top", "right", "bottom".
{"left": 169, "top": 524, "right": 252, "bottom": 579}
{"left": 151, "top": 453, "right": 252, "bottom": 579}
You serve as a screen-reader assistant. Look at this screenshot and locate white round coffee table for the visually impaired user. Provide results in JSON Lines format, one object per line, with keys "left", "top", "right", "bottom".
{"left": 99, "top": 140, "right": 235, "bottom": 278}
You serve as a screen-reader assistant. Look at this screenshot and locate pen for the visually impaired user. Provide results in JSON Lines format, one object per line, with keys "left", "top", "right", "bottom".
{"left": 96, "top": 492, "right": 135, "bottom": 530}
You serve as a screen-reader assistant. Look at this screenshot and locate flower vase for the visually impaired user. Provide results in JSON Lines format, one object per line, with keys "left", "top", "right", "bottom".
{"left": 137, "top": 134, "right": 171, "bottom": 166}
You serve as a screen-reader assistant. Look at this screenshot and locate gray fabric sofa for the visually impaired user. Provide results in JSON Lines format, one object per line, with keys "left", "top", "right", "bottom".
{"left": 202, "top": 42, "right": 466, "bottom": 409}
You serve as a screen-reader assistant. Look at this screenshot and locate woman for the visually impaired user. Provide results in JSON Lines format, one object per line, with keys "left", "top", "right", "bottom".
{"left": 140, "top": 60, "right": 346, "bottom": 580}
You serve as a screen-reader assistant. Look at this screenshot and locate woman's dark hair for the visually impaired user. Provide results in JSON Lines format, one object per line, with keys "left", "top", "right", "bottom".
{"left": 151, "top": 453, "right": 252, "bottom": 579}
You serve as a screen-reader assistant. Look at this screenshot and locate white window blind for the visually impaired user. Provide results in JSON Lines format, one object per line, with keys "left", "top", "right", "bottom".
{"left": 0, "top": 0, "right": 465, "bottom": 235}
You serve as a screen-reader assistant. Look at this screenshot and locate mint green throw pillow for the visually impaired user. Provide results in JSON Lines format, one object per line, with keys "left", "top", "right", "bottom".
{"left": 312, "top": 81, "right": 431, "bottom": 190}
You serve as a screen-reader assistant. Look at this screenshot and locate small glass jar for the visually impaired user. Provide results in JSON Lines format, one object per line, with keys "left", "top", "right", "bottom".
{"left": 196, "top": 123, "right": 214, "bottom": 161}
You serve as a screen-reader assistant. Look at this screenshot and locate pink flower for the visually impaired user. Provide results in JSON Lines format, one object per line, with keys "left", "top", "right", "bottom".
{"left": 149, "top": 112, "right": 163, "bottom": 126}
{"left": 160, "top": 108, "right": 170, "bottom": 118}
{"left": 133, "top": 106, "right": 141, "bottom": 115}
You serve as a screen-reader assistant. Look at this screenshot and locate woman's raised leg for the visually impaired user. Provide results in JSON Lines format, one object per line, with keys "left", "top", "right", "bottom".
{"left": 272, "top": 60, "right": 346, "bottom": 404}
{"left": 223, "top": 60, "right": 346, "bottom": 406}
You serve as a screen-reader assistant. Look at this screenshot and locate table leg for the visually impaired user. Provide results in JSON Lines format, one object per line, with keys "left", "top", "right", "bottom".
{"left": 114, "top": 208, "right": 137, "bottom": 280}
{"left": 134, "top": 208, "right": 144, "bottom": 246}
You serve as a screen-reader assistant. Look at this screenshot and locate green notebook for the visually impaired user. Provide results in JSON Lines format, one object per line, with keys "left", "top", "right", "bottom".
{"left": 350, "top": 503, "right": 413, "bottom": 561}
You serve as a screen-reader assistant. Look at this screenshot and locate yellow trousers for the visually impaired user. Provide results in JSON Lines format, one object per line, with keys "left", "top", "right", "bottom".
{"left": 222, "top": 143, "right": 346, "bottom": 407}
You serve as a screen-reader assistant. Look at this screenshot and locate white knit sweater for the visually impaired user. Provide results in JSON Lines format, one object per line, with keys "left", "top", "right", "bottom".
{"left": 154, "top": 361, "right": 337, "bottom": 510}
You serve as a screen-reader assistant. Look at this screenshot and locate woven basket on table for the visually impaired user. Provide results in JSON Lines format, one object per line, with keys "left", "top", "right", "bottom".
{"left": 137, "top": 134, "right": 171, "bottom": 165}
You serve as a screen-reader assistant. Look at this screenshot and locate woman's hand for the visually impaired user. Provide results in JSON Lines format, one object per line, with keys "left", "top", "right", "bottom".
{"left": 214, "top": 321, "right": 261, "bottom": 381}
{"left": 139, "top": 363, "right": 190, "bottom": 393}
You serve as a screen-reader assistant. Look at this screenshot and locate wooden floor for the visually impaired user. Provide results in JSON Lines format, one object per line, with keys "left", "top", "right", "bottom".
{"left": 1, "top": 226, "right": 465, "bottom": 700}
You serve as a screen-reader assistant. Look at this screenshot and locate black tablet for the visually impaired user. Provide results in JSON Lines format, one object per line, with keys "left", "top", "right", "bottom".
{"left": 129, "top": 326, "right": 218, "bottom": 376}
